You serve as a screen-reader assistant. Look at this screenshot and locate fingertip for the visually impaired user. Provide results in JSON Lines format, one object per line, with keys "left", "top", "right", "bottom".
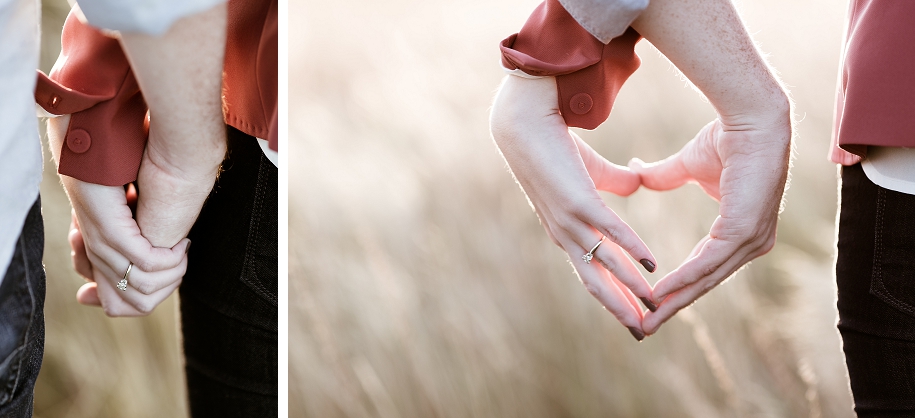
{"left": 628, "top": 157, "right": 645, "bottom": 169}
{"left": 76, "top": 283, "right": 101, "bottom": 306}
{"left": 641, "top": 312, "right": 661, "bottom": 335}
{"left": 627, "top": 326, "right": 646, "bottom": 341}
{"left": 639, "top": 258, "right": 657, "bottom": 273}
{"left": 67, "top": 227, "right": 82, "bottom": 247}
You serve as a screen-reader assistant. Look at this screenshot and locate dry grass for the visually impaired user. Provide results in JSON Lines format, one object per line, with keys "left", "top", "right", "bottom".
{"left": 290, "top": 0, "right": 856, "bottom": 416}
{"left": 33, "top": 2, "right": 188, "bottom": 417}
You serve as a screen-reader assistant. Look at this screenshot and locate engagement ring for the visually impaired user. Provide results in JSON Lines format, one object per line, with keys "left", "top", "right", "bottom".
{"left": 118, "top": 262, "right": 133, "bottom": 292}
{"left": 582, "top": 236, "right": 605, "bottom": 264}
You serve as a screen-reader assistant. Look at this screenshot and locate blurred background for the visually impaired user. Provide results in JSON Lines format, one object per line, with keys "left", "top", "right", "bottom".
{"left": 34, "top": 1, "right": 189, "bottom": 417}
{"left": 291, "top": 0, "right": 854, "bottom": 417}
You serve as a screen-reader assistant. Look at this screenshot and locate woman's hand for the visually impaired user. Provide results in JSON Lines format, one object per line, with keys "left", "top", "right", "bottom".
{"left": 490, "top": 75, "right": 658, "bottom": 340}
{"left": 50, "top": 115, "right": 191, "bottom": 317}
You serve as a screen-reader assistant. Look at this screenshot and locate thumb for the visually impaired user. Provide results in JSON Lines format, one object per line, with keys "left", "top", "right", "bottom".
{"left": 76, "top": 282, "right": 101, "bottom": 306}
{"left": 572, "top": 132, "right": 640, "bottom": 196}
{"left": 629, "top": 155, "right": 692, "bottom": 191}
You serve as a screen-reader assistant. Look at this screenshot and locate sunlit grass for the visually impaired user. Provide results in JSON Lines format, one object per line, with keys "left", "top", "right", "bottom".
{"left": 292, "top": 0, "right": 856, "bottom": 416}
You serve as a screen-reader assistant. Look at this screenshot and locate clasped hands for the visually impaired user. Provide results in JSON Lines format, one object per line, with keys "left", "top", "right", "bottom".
{"left": 490, "top": 75, "right": 790, "bottom": 339}
{"left": 49, "top": 115, "right": 217, "bottom": 317}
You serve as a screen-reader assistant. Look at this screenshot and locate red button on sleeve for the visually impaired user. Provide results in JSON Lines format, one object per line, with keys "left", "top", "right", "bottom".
{"left": 569, "top": 93, "right": 593, "bottom": 115}
{"left": 66, "top": 128, "right": 91, "bottom": 154}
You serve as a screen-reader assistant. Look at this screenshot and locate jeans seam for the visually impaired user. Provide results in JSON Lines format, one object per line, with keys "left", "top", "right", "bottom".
{"left": 0, "top": 236, "right": 37, "bottom": 406}
{"left": 239, "top": 152, "right": 277, "bottom": 307}
{"left": 870, "top": 187, "right": 915, "bottom": 317}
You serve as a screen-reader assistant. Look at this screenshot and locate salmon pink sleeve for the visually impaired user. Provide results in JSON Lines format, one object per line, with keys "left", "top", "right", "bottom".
{"left": 500, "top": 0, "right": 641, "bottom": 129}
{"left": 35, "top": 7, "right": 148, "bottom": 186}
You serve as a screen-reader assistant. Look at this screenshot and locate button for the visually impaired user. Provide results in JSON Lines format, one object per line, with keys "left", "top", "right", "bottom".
{"left": 67, "top": 129, "right": 91, "bottom": 154}
{"left": 49, "top": 94, "right": 61, "bottom": 109}
{"left": 569, "top": 93, "right": 593, "bottom": 115}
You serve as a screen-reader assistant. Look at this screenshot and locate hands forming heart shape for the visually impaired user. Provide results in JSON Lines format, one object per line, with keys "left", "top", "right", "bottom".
{"left": 490, "top": 75, "right": 791, "bottom": 339}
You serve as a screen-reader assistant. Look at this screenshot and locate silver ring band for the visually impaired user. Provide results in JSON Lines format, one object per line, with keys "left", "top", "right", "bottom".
{"left": 582, "top": 236, "right": 605, "bottom": 264}
{"left": 117, "top": 262, "right": 133, "bottom": 292}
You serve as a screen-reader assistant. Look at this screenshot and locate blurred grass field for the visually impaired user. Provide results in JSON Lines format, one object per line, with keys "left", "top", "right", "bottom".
{"left": 290, "top": 0, "right": 855, "bottom": 416}
{"left": 34, "top": 2, "right": 188, "bottom": 417}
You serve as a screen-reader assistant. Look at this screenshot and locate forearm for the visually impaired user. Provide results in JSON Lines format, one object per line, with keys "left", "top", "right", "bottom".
{"left": 117, "top": 3, "right": 228, "bottom": 247}
{"left": 631, "top": 0, "right": 790, "bottom": 130}
{"left": 118, "top": 3, "right": 227, "bottom": 183}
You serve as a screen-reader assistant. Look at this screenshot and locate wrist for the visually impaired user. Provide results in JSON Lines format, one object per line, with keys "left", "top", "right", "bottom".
{"left": 718, "top": 91, "right": 792, "bottom": 141}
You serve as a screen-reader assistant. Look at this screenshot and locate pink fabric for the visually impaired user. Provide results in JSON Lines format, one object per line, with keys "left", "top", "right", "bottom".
{"left": 831, "top": 0, "right": 915, "bottom": 164}
{"left": 500, "top": 0, "right": 641, "bottom": 130}
{"left": 35, "top": 0, "right": 278, "bottom": 186}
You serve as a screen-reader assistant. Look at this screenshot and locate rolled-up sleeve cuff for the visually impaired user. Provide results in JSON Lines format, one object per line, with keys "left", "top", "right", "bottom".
{"left": 35, "top": 7, "right": 148, "bottom": 186}
{"left": 499, "top": 0, "right": 642, "bottom": 130}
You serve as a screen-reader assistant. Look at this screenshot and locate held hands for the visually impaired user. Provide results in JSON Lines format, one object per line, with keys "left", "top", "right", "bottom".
{"left": 491, "top": 75, "right": 790, "bottom": 339}
{"left": 56, "top": 118, "right": 220, "bottom": 317}
{"left": 50, "top": 116, "right": 192, "bottom": 317}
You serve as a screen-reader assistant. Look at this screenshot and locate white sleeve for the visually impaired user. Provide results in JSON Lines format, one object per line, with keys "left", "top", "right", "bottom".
{"left": 557, "top": 0, "right": 649, "bottom": 44}
{"left": 76, "top": 0, "right": 226, "bottom": 35}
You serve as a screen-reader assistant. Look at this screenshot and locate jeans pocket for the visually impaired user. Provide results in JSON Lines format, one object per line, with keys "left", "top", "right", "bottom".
{"left": 871, "top": 187, "right": 915, "bottom": 318}
{"left": 239, "top": 152, "right": 278, "bottom": 307}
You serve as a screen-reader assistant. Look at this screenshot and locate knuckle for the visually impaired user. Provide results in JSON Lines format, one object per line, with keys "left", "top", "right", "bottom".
{"left": 602, "top": 226, "right": 622, "bottom": 245}
{"left": 554, "top": 213, "right": 578, "bottom": 232}
{"left": 596, "top": 257, "right": 616, "bottom": 274}
{"left": 699, "top": 279, "right": 718, "bottom": 294}
{"left": 758, "top": 233, "right": 777, "bottom": 255}
{"left": 134, "top": 260, "right": 156, "bottom": 273}
{"left": 564, "top": 199, "right": 590, "bottom": 218}
{"left": 103, "top": 305, "right": 120, "bottom": 318}
{"left": 135, "top": 300, "right": 156, "bottom": 315}
{"left": 702, "top": 264, "right": 716, "bottom": 277}
{"left": 583, "top": 281, "right": 601, "bottom": 298}
{"left": 132, "top": 280, "right": 157, "bottom": 295}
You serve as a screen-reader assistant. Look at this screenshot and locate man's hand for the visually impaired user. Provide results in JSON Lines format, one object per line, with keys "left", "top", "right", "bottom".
{"left": 118, "top": 2, "right": 227, "bottom": 247}
{"left": 622, "top": 0, "right": 793, "bottom": 335}
{"left": 491, "top": 75, "right": 658, "bottom": 340}
{"left": 630, "top": 118, "right": 790, "bottom": 335}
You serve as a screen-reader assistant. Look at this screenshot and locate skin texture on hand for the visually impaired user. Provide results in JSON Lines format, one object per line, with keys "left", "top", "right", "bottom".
{"left": 51, "top": 3, "right": 228, "bottom": 316}
{"left": 119, "top": 3, "right": 228, "bottom": 248}
{"left": 490, "top": 75, "right": 657, "bottom": 340}
{"left": 49, "top": 116, "right": 191, "bottom": 316}
{"left": 629, "top": 0, "right": 792, "bottom": 335}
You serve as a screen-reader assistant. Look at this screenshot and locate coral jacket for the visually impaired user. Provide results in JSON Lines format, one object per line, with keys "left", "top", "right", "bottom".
{"left": 830, "top": 0, "right": 915, "bottom": 163}
{"left": 35, "top": 0, "right": 277, "bottom": 186}
{"left": 500, "top": 0, "right": 640, "bottom": 130}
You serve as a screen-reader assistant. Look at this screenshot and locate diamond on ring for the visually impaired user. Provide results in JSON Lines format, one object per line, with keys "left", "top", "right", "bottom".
{"left": 118, "top": 262, "right": 133, "bottom": 292}
{"left": 582, "top": 236, "right": 605, "bottom": 264}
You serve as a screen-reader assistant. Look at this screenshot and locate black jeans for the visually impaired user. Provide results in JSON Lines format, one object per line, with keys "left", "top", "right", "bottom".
{"left": 180, "top": 127, "right": 278, "bottom": 417}
{"left": 0, "top": 199, "right": 45, "bottom": 418}
{"left": 837, "top": 164, "right": 915, "bottom": 417}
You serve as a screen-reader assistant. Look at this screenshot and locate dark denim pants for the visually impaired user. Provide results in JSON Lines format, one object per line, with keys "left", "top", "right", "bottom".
{"left": 180, "top": 127, "right": 277, "bottom": 417}
{"left": 837, "top": 164, "right": 915, "bottom": 417}
{"left": 0, "top": 199, "right": 44, "bottom": 418}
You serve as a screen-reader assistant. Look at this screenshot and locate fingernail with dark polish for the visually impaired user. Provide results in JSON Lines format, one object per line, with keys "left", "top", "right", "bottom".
{"left": 640, "top": 297, "right": 658, "bottom": 312}
{"left": 639, "top": 259, "right": 656, "bottom": 273}
{"left": 628, "top": 327, "right": 645, "bottom": 342}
